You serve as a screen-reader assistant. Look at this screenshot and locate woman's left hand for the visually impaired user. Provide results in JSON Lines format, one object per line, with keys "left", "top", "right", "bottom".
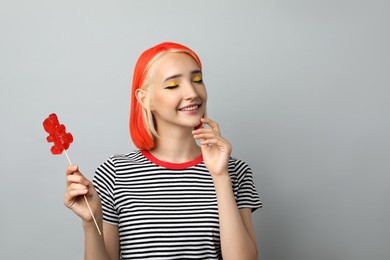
{"left": 192, "top": 118, "right": 232, "bottom": 176}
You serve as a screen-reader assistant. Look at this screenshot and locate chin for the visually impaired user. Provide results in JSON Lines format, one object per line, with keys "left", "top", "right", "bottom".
{"left": 183, "top": 118, "right": 202, "bottom": 129}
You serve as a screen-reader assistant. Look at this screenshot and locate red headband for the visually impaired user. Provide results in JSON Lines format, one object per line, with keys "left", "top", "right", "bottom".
{"left": 130, "top": 42, "right": 202, "bottom": 150}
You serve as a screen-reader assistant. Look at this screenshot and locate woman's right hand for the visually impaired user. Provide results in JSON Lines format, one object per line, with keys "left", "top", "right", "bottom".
{"left": 64, "top": 165, "right": 102, "bottom": 223}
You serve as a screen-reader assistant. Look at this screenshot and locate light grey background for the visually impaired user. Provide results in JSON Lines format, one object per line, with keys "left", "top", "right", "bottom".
{"left": 1, "top": 0, "right": 389, "bottom": 259}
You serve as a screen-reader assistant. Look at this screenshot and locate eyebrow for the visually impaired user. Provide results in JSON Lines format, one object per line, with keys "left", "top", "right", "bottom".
{"left": 163, "top": 70, "right": 202, "bottom": 83}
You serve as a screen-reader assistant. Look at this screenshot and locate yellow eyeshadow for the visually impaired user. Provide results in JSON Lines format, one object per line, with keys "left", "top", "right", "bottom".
{"left": 167, "top": 80, "right": 179, "bottom": 87}
{"left": 192, "top": 75, "right": 202, "bottom": 82}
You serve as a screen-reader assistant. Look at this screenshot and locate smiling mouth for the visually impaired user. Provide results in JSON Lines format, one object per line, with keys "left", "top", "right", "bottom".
{"left": 179, "top": 105, "right": 201, "bottom": 111}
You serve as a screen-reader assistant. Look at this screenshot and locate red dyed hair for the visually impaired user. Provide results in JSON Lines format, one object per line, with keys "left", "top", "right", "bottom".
{"left": 130, "top": 42, "right": 202, "bottom": 150}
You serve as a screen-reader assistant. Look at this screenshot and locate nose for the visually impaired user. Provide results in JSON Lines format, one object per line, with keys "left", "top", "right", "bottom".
{"left": 183, "top": 80, "right": 200, "bottom": 100}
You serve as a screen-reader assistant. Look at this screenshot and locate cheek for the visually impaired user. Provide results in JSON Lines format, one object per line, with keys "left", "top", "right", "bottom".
{"left": 200, "top": 86, "right": 207, "bottom": 102}
{"left": 150, "top": 92, "right": 177, "bottom": 112}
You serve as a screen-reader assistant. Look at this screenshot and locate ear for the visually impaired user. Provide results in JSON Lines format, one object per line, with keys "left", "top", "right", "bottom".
{"left": 135, "top": 89, "right": 148, "bottom": 109}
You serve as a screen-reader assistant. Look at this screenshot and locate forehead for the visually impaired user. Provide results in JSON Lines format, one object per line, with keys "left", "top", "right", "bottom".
{"left": 150, "top": 52, "right": 201, "bottom": 79}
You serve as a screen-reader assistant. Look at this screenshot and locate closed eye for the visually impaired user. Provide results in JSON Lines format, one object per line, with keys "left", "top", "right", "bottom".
{"left": 192, "top": 75, "right": 203, "bottom": 84}
{"left": 165, "top": 80, "right": 179, "bottom": 89}
{"left": 165, "top": 85, "right": 179, "bottom": 90}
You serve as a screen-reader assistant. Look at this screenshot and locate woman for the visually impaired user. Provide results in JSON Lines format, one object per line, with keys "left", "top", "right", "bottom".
{"left": 64, "top": 42, "right": 262, "bottom": 260}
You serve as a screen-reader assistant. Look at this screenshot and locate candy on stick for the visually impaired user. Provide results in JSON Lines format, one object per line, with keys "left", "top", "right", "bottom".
{"left": 43, "top": 113, "right": 73, "bottom": 162}
{"left": 43, "top": 113, "right": 102, "bottom": 235}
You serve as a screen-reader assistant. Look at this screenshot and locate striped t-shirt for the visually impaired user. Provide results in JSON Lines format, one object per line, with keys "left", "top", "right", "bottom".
{"left": 93, "top": 150, "right": 262, "bottom": 260}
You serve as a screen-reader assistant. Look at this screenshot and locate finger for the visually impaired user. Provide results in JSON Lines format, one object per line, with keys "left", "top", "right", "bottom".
{"left": 199, "top": 137, "right": 221, "bottom": 145}
{"left": 64, "top": 189, "right": 88, "bottom": 207}
{"left": 193, "top": 132, "right": 219, "bottom": 140}
{"left": 66, "top": 164, "right": 79, "bottom": 176}
{"left": 68, "top": 189, "right": 88, "bottom": 198}
{"left": 65, "top": 183, "right": 88, "bottom": 198}
{"left": 65, "top": 165, "right": 90, "bottom": 184}
{"left": 201, "top": 118, "right": 220, "bottom": 133}
{"left": 66, "top": 174, "right": 90, "bottom": 187}
{"left": 192, "top": 128, "right": 220, "bottom": 136}
{"left": 68, "top": 182, "right": 89, "bottom": 192}
{"left": 198, "top": 133, "right": 229, "bottom": 145}
{"left": 66, "top": 174, "right": 86, "bottom": 184}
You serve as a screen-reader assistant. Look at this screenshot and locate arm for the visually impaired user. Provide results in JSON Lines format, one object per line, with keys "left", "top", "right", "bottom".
{"left": 212, "top": 173, "right": 258, "bottom": 260}
{"left": 193, "top": 118, "right": 259, "bottom": 260}
{"left": 83, "top": 221, "right": 120, "bottom": 260}
{"left": 64, "top": 165, "right": 120, "bottom": 260}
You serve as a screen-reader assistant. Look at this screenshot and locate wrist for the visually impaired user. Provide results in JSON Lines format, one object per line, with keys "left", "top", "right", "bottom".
{"left": 82, "top": 215, "right": 103, "bottom": 230}
{"left": 211, "top": 170, "right": 231, "bottom": 184}
{"left": 211, "top": 172, "right": 235, "bottom": 199}
{"left": 210, "top": 168, "right": 229, "bottom": 177}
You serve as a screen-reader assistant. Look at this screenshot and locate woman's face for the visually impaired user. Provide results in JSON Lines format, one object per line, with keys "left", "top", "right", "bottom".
{"left": 148, "top": 52, "right": 207, "bottom": 132}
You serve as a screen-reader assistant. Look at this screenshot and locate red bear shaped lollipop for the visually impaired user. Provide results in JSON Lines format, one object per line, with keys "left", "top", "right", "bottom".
{"left": 43, "top": 113, "right": 73, "bottom": 156}
{"left": 43, "top": 113, "right": 101, "bottom": 235}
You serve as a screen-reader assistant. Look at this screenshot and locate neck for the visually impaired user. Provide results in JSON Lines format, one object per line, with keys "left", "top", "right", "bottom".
{"left": 150, "top": 127, "right": 201, "bottom": 163}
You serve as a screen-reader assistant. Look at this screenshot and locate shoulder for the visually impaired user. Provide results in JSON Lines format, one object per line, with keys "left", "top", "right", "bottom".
{"left": 108, "top": 150, "right": 145, "bottom": 164}
{"left": 94, "top": 150, "right": 147, "bottom": 188}
{"left": 99, "top": 150, "right": 160, "bottom": 178}
{"left": 227, "top": 156, "right": 256, "bottom": 185}
{"left": 228, "top": 156, "right": 252, "bottom": 174}
{"left": 95, "top": 150, "right": 146, "bottom": 175}
{"left": 228, "top": 156, "right": 250, "bottom": 167}
{"left": 227, "top": 156, "right": 262, "bottom": 210}
{"left": 109, "top": 149, "right": 143, "bottom": 161}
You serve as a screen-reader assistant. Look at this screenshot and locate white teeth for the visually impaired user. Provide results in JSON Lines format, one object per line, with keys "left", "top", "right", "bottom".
{"left": 180, "top": 105, "right": 198, "bottom": 111}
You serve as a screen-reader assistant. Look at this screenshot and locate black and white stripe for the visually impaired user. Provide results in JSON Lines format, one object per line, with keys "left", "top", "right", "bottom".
{"left": 93, "top": 150, "right": 261, "bottom": 260}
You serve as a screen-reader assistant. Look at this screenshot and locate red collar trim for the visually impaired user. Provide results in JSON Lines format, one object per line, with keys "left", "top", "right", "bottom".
{"left": 141, "top": 150, "right": 203, "bottom": 170}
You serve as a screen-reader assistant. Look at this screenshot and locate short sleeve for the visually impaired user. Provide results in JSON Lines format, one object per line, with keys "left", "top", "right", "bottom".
{"left": 93, "top": 157, "right": 118, "bottom": 225}
{"left": 233, "top": 159, "right": 262, "bottom": 212}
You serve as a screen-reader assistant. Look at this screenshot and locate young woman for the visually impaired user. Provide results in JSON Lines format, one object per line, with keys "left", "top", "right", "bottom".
{"left": 64, "top": 42, "right": 262, "bottom": 260}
